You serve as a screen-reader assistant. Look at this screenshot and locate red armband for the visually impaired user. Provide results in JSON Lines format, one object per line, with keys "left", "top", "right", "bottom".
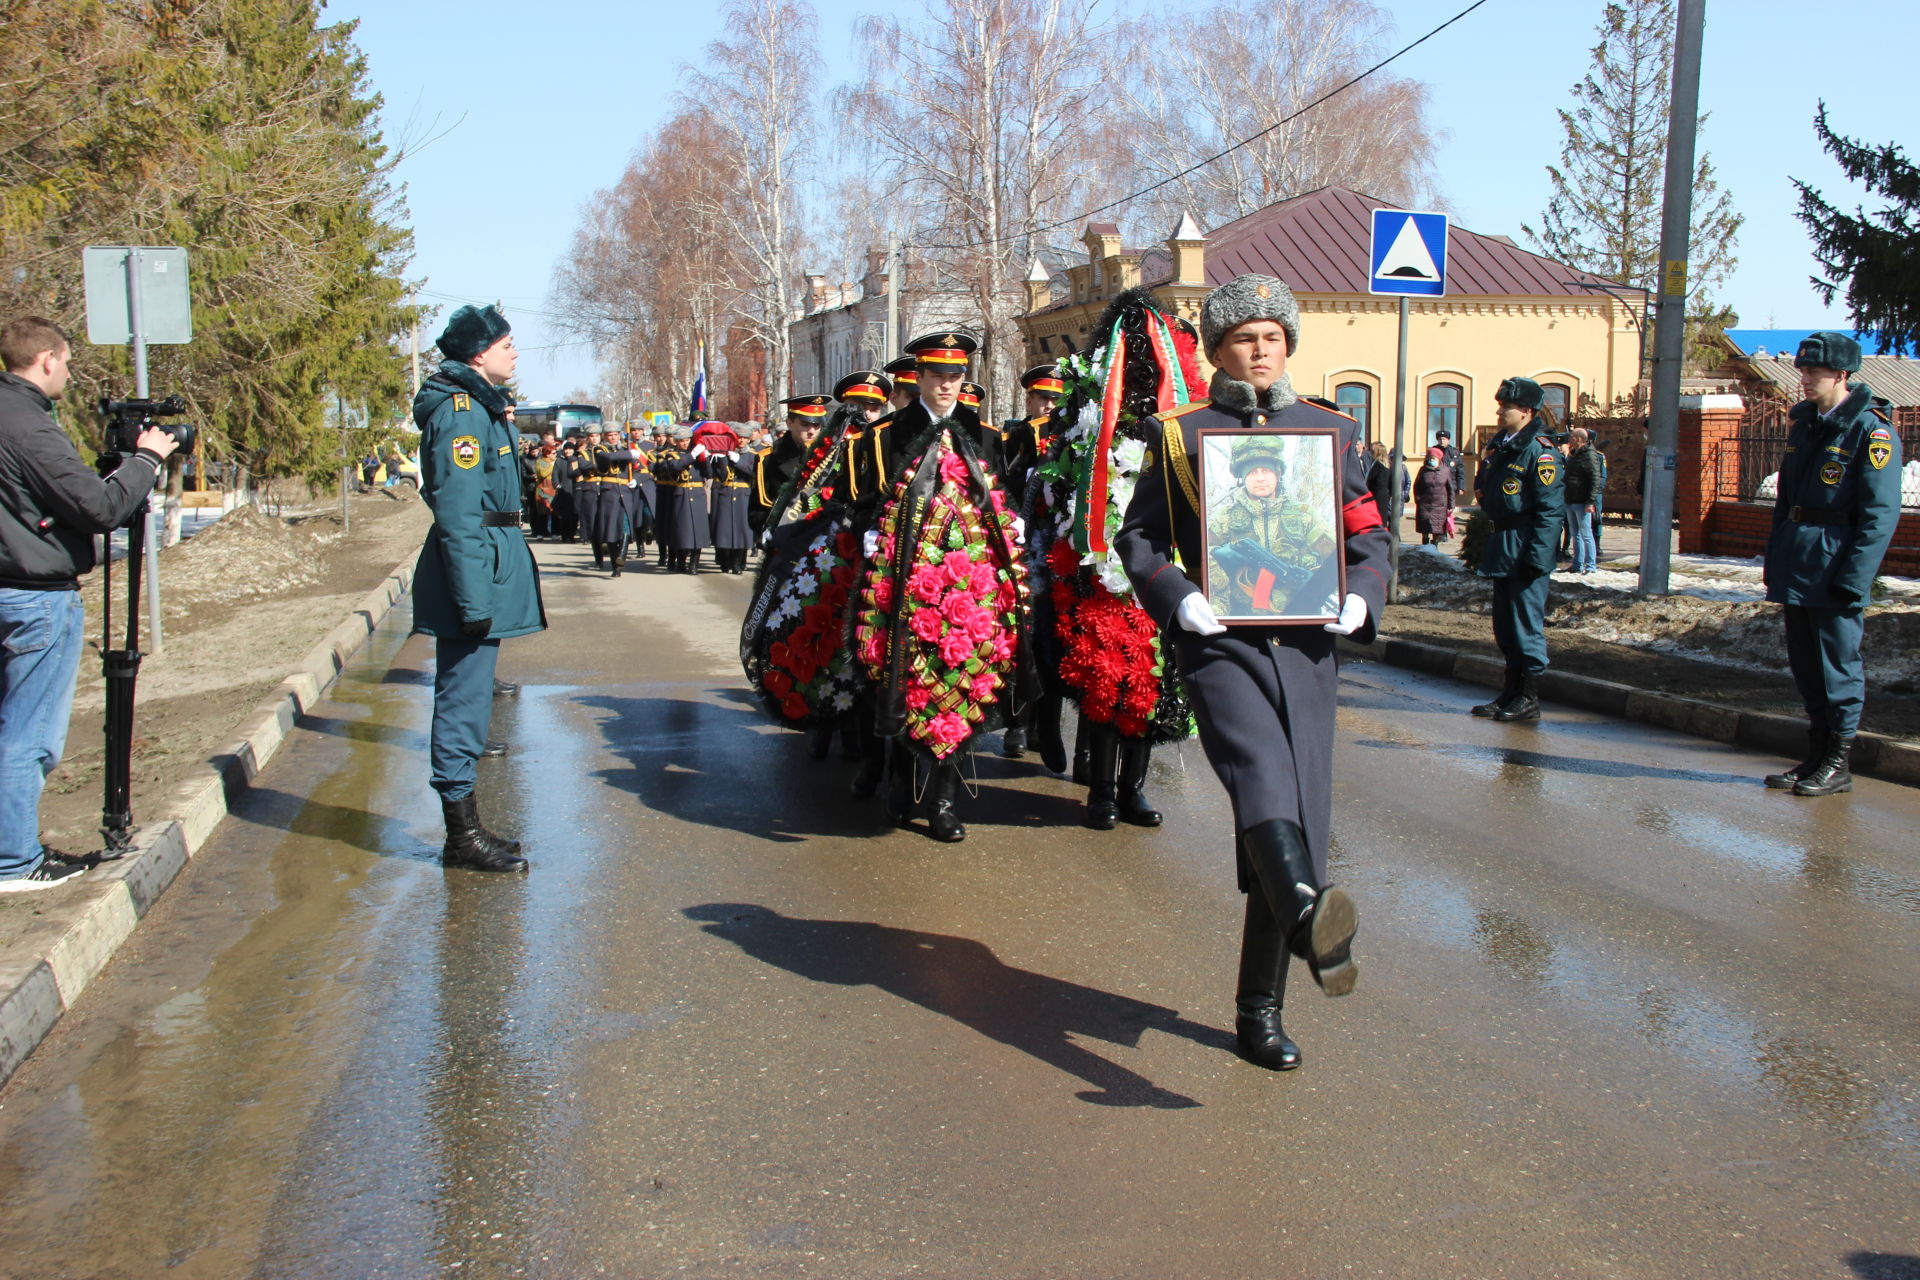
{"left": 1343, "top": 495, "right": 1384, "bottom": 536}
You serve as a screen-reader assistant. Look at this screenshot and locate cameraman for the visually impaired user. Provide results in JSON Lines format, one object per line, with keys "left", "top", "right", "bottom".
{"left": 0, "top": 317, "right": 179, "bottom": 890}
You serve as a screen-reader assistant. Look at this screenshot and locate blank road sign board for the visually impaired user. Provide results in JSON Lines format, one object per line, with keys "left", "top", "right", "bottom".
{"left": 82, "top": 246, "right": 193, "bottom": 345}
{"left": 1369, "top": 210, "right": 1448, "bottom": 297}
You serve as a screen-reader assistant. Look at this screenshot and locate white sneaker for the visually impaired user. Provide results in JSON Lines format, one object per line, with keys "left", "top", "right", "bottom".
{"left": 0, "top": 858, "right": 92, "bottom": 893}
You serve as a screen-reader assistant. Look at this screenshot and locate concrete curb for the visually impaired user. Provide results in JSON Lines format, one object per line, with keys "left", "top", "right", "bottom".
{"left": 1337, "top": 633, "right": 1920, "bottom": 788}
{"left": 0, "top": 557, "right": 416, "bottom": 1088}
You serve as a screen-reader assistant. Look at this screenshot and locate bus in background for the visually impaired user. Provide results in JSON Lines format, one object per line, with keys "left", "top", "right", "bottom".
{"left": 515, "top": 402, "right": 603, "bottom": 439}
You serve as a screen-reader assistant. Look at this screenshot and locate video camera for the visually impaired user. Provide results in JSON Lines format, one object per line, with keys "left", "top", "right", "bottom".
{"left": 99, "top": 395, "right": 197, "bottom": 458}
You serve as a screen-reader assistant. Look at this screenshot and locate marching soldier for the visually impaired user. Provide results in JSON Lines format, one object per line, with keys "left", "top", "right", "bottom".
{"left": 1116, "top": 274, "right": 1388, "bottom": 1069}
{"left": 998, "top": 362, "right": 1067, "bottom": 760}
{"left": 1470, "top": 377, "right": 1565, "bottom": 722}
{"left": 573, "top": 428, "right": 607, "bottom": 569}
{"left": 586, "top": 432, "right": 641, "bottom": 577}
{"left": 411, "top": 304, "right": 546, "bottom": 873}
{"left": 882, "top": 355, "right": 918, "bottom": 412}
{"left": 1762, "top": 332, "right": 1903, "bottom": 796}
{"left": 654, "top": 425, "right": 711, "bottom": 573}
{"left": 754, "top": 395, "right": 832, "bottom": 533}
{"left": 703, "top": 428, "right": 755, "bottom": 574}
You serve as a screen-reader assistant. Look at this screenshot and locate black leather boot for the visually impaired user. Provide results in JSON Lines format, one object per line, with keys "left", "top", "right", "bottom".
{"left": 1117, "top": 737, "right": 1163, "bottom": 827}
{"left": 1240, "top": 818, "right": 1357, "bottom": 997}
{"left": 926, "top": 762, "right": 967, "bottom": 843}
{"left": 1032, "top": 695, "right": 1068, "bottom": 774}
{"left": 658, "top": 543, "right": 670, "bottom": 567}
{"left": 688, "top": 550, "right": 701, "bottom": 575}
{"left": 1793, "top": 735, "right": 1854, "bottom": 796}
{"left": 1493, "top": 672, "right": 1541, "bottom": 722}
{"left": 1071, "top": 717, "right": 1091, "bottom": 786}
{"left": 1473, "top": 666, "right": 1518, "bottom": 717}
{"left": 806, "top": 725, "right": 833, "bottom": 760}
{"left": 442, "top": 795, "right": 528, "bottom": 872}
{"left": 1235, "top": 887, "right": 1300, "bottom": 1070}
{"left": 492, "top": 678, "right": 520, "bottom": 698}
{"left": 1001, "top": 724, "right": 1027, "bottom": 758}
{"left": 884, "top": 741, "right": 915, "bottom": 827}
{"left": 611, "top": 551, "right": 624, "bottom": 578}
{"left": 481, "top": 740, "right": 509, "bottom": 758}
{"left": 850, "top": 731, "right": 885, "bottom": 799}
{"left": 841, "top": 726, "right": 864, "bottom": 761}
{"left": 1765, "top": 729, "right": 1825, "bottom": 789}
{"left": 1084, "top": 724, "right": 1120, "bottom": 830}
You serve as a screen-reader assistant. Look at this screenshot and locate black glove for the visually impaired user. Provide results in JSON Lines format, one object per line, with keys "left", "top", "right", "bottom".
{"left": 461, "top": 617, "right": 492, "bottom": 639}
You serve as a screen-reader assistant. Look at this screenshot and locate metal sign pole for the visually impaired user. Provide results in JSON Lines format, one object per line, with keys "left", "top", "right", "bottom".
{"left": 124, "top": 249, "right": 164, "bottom": 654}
{"left": 1389, "top": 296, "right": 1409, "bottom": 602}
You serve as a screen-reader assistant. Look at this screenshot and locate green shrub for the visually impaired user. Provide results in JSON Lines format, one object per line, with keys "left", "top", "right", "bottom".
{"left": 1458, "top": 510, "right": 1492, "bottom": 569}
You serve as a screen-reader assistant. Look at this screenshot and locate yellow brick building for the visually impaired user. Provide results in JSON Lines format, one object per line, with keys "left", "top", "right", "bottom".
{"left": 1018, "top": 187, "right": 1645, "bottom": 451}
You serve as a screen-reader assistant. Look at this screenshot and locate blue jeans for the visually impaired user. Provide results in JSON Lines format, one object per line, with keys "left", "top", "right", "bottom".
{"left": 0, "top": 589, "right": 87, "bottom": 877}
{"left": 1569, "top": 504, "right": 1597, "bottom": 572}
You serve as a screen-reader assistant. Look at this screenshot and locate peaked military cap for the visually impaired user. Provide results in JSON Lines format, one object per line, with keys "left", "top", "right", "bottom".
{"left": 437, "top": 304, "right": 511, "bottom": 361}
{"left": 1794, "top": 331, "right": 1863, "bottom": 373}
{"left": 780, "top": 394, "right": 832, "bottom": 419}
{"left": 905, "top": 331, "right": 978, "bottom": 367}
{"left": 834, "top": 370, "right": 892, "bottom": 403}
{"left": 957, "top": 381, "right": 984, "bottom": 408}
{"left": 882, "top": 354, "right": 919, "bottom": 386}
{"left": 1020, "top": 363, "right": 1066, "bottom": 396}
{"left": 1495, "top": 376, "right": 1545, "bottom": 410}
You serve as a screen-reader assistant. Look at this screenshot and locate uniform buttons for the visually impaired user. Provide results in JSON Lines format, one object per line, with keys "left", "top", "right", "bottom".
{"left": 1255, "top": 414, "right": 1267, "bottom": 426}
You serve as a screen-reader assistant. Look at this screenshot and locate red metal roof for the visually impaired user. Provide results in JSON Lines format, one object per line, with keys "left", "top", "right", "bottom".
{"left": 1138, "top": 187, "right": 1642, "bottom": 300}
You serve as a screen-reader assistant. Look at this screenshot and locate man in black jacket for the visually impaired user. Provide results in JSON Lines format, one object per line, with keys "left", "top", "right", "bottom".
{"left": 0, "top": 316, "right": 179, "bottom": 890}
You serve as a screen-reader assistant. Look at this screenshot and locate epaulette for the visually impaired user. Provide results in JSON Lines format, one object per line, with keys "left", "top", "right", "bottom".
{"left": 1871, "top": 403, "right": 1892, "bottom": 424}
{"left": 1154, "top": 400, "right": 1212, "bottom": 422}
{"left": 452, "top": 392, "right": 471, "bottom": 412}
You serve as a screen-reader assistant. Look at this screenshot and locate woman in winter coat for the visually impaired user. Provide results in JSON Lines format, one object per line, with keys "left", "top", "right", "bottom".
{"left": 1412, "top": 445, "right": 1458, "bottom": 544}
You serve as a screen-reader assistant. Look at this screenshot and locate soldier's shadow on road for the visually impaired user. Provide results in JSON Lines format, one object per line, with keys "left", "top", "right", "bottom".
{"left": 1848, "top": 1253, "right": 1920, "bottom": 1280}
{"left": 1352, "top": 738, "right": 1753, "bottom": 786}
{"left": 580, "top": 693, "right": 888, "bottom": 842}
{"left": 685, "top": 903, "right": 1231, "bottom": 1109}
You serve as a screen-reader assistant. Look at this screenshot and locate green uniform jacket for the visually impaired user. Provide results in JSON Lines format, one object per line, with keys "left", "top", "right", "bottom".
{"left": 411, "top": 361, "right": 547, "bottom": 639}
{"left": 1475, "top": 422, "right": 1565, "bottom": 578}
{"left": 1764, "top": 382, "right": 1903, "bottom": 608}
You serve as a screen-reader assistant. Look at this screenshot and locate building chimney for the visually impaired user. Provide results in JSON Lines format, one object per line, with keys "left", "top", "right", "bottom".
{"left": 805, "top": 273, "right": 827, "bottom": 312}
{"left": 1025, "top": 258, "right": 1052, "bottom": 313}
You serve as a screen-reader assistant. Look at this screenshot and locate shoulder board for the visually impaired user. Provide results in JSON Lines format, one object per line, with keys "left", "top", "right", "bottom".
{"left": 452, "top": 392, "right": 471, "bottom": 412}
{"left": 1871, "top": 404, "right": 1892, "bottom": 423}
{"left": 1298, "top": 399, "right": 1358, "bottom": 424}
{"left": 1154, "top": 400, "right": 1212, "bottom": 422}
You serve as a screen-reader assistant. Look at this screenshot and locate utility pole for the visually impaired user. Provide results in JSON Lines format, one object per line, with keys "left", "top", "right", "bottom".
{"left": 1638, "top": 0, "right": 1705, "bottom": 597}
{"left": 410, "top": 290, "right": 421, "bottom": 394}
{"left": 885, "top": 234, "right": 900, "bottom": 361}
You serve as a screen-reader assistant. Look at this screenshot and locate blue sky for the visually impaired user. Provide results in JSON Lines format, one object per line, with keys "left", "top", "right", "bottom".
{"left": 330, "top": 0, "right": 1908, "bottom": 402}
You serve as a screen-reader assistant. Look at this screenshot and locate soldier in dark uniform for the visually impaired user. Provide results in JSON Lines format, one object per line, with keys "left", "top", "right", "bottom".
{"left": 586, "top": 433, "right": 641, "bottom": 577}
{"left": 573, "top": 428, "right": 607, "bottom": 569}
{"left": 1116, "top": 275, "right": 1388, "bottom": 1069}
{"left": 410, "top": 305, "right": 546, "bottom": 872}
{"left": 753, "top": 396, "right": 831, "bottom": 534}
{"left": 1762, "top": 332, "right": 1904, "bottom": 796}
{"left": 703, "top": 429, "right": 755, "bottom": 574}
{"left": 654, "top": 425, "right": 711, "bottom": 573}
{"left": 882, "top": 355, "right": 917, "bottom": 412}
{"left": 1470, "top": 377, "right": 1565, "bottom": 722}
{"left": 999, "top": 363, "right": 1068, "bottom": 761}
{"left": 627, "top": 427, "right": 657, "bottom": 555}
{"left": 551, "top": 437, "right": 580, "bottom": 542}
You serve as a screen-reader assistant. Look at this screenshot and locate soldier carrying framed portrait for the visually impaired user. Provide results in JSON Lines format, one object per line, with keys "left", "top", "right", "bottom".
{"left": 1194, "top": 426, "right": 1345, "bottom": 624}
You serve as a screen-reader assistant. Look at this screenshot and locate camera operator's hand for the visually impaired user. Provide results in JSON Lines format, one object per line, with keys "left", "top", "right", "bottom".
{"left": 136, "top": 426, "right": 182, "bottom": 460}
{"left": 460, "top": 617, "right": 492, "bottom": 640}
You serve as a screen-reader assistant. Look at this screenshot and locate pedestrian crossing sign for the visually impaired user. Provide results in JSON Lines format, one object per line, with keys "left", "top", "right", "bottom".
{"left": 1369, "top": 209, "right": 1448, "bottom": 297}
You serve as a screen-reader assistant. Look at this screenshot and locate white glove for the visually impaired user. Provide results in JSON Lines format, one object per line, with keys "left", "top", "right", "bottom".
{"left": 692, "top": 444, "right": 709, "bottom": 460}
{"left": 729, "top": 450, "right": 741, "bottom": 462}
{"left": 1007, "top": 514, "right": 1026, "bottom": 542}
{"left": 1175, "top": 592, "right": 1227, "bottom": 636}
{"left": 863, "top": 529, "right": 882, "bottom": 559}
{"left": 1322, "top": 592, "right": 1368, "bottom": 636}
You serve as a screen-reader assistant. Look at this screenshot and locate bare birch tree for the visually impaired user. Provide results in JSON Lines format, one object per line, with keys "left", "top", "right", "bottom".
{"left": 841, "top": 0, "right": 1116, "bottom": 418}
{"left": 680, "top": 0, "right": 818, "bottom": 411}
{"left": 1112, "top": 0, "right": 1440, "bottom": 231}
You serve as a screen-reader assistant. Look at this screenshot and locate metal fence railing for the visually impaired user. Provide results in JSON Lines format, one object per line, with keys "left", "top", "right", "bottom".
{"left": 1715, "top": 400, "right": 1920, "bottom": 508}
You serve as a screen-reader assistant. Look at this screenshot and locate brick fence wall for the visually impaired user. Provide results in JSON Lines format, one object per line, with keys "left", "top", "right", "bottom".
{"left": 1704, "top": 500, "right": 1920, "bottom": 577}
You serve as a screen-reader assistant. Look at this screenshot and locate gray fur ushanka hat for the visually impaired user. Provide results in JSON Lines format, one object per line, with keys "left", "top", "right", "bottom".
{"left": 1200, "top": 274, "right": 1300, "bottom": 356}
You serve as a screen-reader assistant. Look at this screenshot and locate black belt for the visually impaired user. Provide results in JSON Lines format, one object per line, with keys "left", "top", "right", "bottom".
{"left": 1789, "top": 506, "right": 1856, "bottom": 526}
{"left": 481, "top": 510, "right": 522, "bottom": 527}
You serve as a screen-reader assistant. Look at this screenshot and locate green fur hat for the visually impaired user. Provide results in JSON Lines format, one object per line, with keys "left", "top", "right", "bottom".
{"left": 1794, "top": 331, "right": 1862, "bottom": 373}
{"left": 1200, "top": 274, "right": 1300, "bottom": 357}
{"left": 437, "top": 304, "right": 511, "bottom": 361}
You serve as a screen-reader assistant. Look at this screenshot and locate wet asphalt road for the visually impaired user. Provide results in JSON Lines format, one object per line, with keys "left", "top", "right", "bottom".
{"left": 1, "top": 541, "right": 1917, "bottom": 1280}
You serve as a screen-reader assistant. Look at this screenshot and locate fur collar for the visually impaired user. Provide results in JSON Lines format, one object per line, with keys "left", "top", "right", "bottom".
{"left": 1208, "top": 369, "right": 1297, "bottom": 415}
{"left": 432, "top": 359, "right": 509, "bottom": 416}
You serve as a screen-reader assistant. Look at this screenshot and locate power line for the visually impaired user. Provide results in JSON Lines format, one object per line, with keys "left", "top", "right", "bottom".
{"left": 919, "top": 0, "right": 1493, "bottom": 253}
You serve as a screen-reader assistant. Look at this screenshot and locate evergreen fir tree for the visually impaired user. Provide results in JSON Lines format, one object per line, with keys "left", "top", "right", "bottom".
{"left": 1523, "top": 0, "right": 1742, "bottom": 364}
{"left": 1795, "top": 102, "right": 1920, "bottom": 356}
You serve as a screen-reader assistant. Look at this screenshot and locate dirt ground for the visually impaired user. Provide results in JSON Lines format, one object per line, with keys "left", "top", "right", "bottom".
{"left": 1386, "top": 544, "right": 1920, "bottom": 740}
{"left": 37, "top": 492, "right": 431, "bottom": 858}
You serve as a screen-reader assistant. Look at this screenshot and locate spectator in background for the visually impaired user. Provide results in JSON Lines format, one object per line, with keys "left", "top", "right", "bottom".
{"left": 1366, "top": 442, "right": 1409, "bottom": 538}
{"left": 1563, "top": 427, "right": 1604, "bottom": 574}
{"left": 0, "top": 316, "right": 180, "bottom": 890}
{"left": 1434, "top": 427, "right": 1463, "bottom": 490}
{"left": 1412, "top": 445, "right": 1457, "bottom": 545}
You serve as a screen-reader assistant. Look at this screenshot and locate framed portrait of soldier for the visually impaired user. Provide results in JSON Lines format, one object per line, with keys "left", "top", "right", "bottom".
{"left": 1194, "top": 427, "right": 1345, "bottom": 625}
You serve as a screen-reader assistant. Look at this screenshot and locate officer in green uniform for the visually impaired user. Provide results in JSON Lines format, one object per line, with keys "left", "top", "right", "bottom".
{"left": 413, "top": 304, "right": 547, "bottom": 872}
{"left": 1762, "top": 332, "right": 1903, "bottom": 796}
{"left": 1471, "top": 376, "right": 1564, "bottom": 722}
